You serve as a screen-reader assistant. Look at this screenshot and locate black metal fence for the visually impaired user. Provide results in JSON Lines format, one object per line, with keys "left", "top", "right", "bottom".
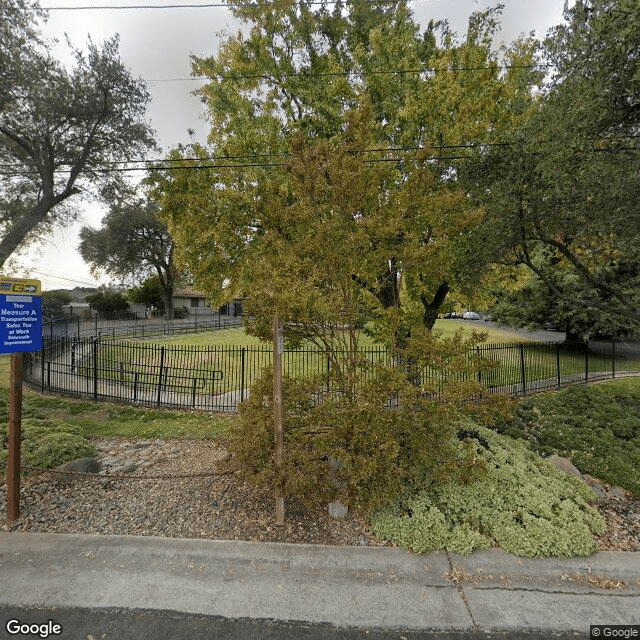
{"left": 42, "top": 313, "right": 243, "bottom": 341}
{"left": 22, "top": 336, "right": 640, "bottom": 412}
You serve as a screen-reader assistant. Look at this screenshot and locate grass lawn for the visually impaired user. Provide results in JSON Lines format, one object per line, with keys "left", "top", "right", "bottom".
{"left": 143, "top": 321, "right": 536, "bottom": 348}
{"left": 0, "top": 355, "right": 237, "bottom": 441}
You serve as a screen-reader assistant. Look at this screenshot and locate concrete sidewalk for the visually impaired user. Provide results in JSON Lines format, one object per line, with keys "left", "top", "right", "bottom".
{"left": 0, "top": 532, "right": 639, "bottom": 635}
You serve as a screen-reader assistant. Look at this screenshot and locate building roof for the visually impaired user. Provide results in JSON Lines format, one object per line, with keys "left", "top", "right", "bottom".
{"left": 173, "top": 287, "right": 207, "bottom": 299}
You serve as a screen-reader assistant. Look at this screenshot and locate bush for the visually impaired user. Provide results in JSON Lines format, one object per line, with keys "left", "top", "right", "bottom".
{"left": 492, "top": 382, "right": 640, "bottom": 494}
{"left": 228, "top": 360, "right": 502, "bottom": 512}
{"left": 0, "top": 418, "right": 95, "bottom": 474}
{"left": 369, "top": 423, "right": 605, "bottom": 557}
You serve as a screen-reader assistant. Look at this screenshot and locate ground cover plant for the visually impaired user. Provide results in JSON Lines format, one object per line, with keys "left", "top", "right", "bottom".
{"left": 368, "top": 422, "right": 606, "bottom": 557}
{"left": 0, "top": 418, "right": 95, "bottom": 473}
{"left": 492, "top": 379, "right": 640, "bottom": 495}
{"left": 0, "top": 356, "right": 235, "bottom": 443}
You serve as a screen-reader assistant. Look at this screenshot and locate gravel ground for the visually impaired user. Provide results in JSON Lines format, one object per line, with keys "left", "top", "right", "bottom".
{"left": 1, "top": 436, "right": 638, "bottom": 552}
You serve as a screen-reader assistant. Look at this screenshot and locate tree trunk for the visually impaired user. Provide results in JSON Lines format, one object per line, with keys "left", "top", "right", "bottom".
{"left": 564, "top": 324, "right": 585, "bottom": 344}
{"left": 420, "top": 281, "right": 449, "bottom": 331}
{"left": 0, "top": 200, "right": 52, "bottom": 269}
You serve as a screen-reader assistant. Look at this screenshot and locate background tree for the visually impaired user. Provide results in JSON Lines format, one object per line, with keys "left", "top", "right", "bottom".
{"left": 41, "top": 289, "right": 72, "bottom": 319}
{"left": 127, "top": 276, "right": 165, "bottom": 314}
{"left": 152, "top": 1, "right": 540, "bottom": 350}
{"left": 0, "top": 0, "right": 156, "bottom": 267}
{"left": 488, "top": 258, "right": 640, "bottom": 342}
{"left": 85, "top": 289, "right": 129, "bottom": 317}
{"left": 79, "top": 181, "right": 176, "bottom": 318}
{"left": 462, "top": 0, "right": 640, "bottom": 327}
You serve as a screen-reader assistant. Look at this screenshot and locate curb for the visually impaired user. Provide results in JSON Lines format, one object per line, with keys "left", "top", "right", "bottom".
{"left": 1, "top": 532, "right": 639, "bottom": 633}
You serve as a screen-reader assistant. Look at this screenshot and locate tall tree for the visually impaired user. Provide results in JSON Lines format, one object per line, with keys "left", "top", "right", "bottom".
{"left": 0, "top": 0, "right": 156, "bottom": 267}
{"left": 462, "top": 0, "right": 640, "bottom": 325}
{"left": 152, "top": 1, "right": 539, "bottom": 349}
{"left": 79, "top": 183, "right": 176, "bottom": 318}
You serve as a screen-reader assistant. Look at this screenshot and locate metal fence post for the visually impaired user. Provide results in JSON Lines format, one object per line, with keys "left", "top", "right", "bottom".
{"left": 612, "top": 340, "right": 616, "bottom": 379}
{"left": 40, "top": 346, "right": 45, "bottom": 393}
{"left": 519, "top": 343, "right": 526, "bottom": 395}
{"left": 585, "top": 342, "right": 589, "bottom": 383}
{"left": 556, "top": 342, "right": 561, "bottom": 389}
{"left": 240, "top": 347, "right": 246, "bottom": 403}
{"left": 93, "top": 337, "right": 98, "bottom": 401}
{"left": 157, "top": 346, "right": 165, "bottom": 407}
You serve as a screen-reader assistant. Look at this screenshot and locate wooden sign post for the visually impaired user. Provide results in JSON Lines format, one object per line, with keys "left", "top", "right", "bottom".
{"left": 1, "top": 277, "right": 42, "bottom": 525}
{"left": 7, "top": 354, "right": 24, "bottom": 523}
{"left": 273, "top": 315, "right": 285, "bottom": 525}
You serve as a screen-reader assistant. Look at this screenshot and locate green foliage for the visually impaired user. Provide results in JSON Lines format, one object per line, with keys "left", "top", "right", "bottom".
{"left": 79, "top": 179, "right": 176, "bottom": 318}
{"left": 228, "top": 330, "right": 510, "bottom": 511}
{"left": 0, "top": 7, "right": 156, "bottom": 268}
{"left": 463, "top": 0, "right": 640, "bottom": 323}
{"left": 151, "top": 1, "right": 541, "bottom": 347}
{"left": 0, "top": 418, "right": 95, "bottom": 473}
{"left": 86, "top": 290, "right": 130, "bottom": 316}
{"left": 369, "top": 423, "right": 605, "bottom": 557}
{"left": 492, "top": 382, "right": 640, "bottom": 494}
{"left": 41, "top": 290, "right": 73, "bottom": 318}
{"left": 127, "top": 276, "right": 165, "bottom": 311}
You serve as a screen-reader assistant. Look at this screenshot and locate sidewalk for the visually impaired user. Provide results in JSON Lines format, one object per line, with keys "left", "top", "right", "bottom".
{"left": 1, "top": 532, "right": 638, "bottom": 635}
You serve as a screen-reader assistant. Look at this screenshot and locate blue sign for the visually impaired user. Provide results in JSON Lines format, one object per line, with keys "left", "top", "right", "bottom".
{"left": 0, "top": 294, "right": 43, "bottom": 354}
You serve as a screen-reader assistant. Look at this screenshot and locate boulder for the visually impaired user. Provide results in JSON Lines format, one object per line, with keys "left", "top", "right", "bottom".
{"left": 548, "top": 455, "right": 583, "bottom": 480}
{"left": 610, "top": 486, "right": 627, "bottom": 499}
{"left": 328, "top": 500, "right": 348, "bottom": 520}
{"left": 55, "top": 457, "right": 100, "bottom": 481}
{"left": 56, "top": 457, "right": 100, "bottom": 474}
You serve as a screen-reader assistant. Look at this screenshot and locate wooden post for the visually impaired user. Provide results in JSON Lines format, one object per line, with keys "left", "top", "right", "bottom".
{"left": 7, "top": 353, "right": 24, "bottom": 524}
{"left": 273, "top": 315, "right": 285, "bottom": 525}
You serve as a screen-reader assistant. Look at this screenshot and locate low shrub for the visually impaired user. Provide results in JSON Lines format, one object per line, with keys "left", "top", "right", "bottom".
{"left": 0, "top": 418, "right": 95, "bottom": 473}
{"left": 492, "top": 382, "right": 640, "bottom": 494}
{"left": 369, "top": 423, "right": 605, "bottom": 557}
{"left": 229, "top": 365, "right": 496, "bottom": 512}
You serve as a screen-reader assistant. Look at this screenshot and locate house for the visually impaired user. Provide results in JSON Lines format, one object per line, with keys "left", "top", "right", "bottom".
{"left": 172, "top": 287, "right": 243, "bottom": 317}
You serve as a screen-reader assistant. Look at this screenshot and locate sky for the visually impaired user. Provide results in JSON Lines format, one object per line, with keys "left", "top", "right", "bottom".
{"left": 12, "top": 0, "right": 568, "bottom": 291}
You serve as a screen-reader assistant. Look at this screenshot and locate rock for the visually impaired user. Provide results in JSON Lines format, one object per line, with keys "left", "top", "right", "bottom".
{"left": 611, "top": 486, "right": 627, "bottom": 499}
{"left": 55, "top": 457, "right": 100, "bottom": 482}
{"left": 328, "top": 500, "right": 348, "bottom": 519}
{"left": 121, "top": 462, "right": 137, "bottom": 474}
{"left": 100, "top": 457, "right": 119, "bottom": 467}
{"left": 589, "top": 483, "right": 606, "bottom": 499}
{"left": 549, "top": 455, "right": 583, "bottom": 479}
{"left": 56, "top": 458, "right": 100, "bottom": 474}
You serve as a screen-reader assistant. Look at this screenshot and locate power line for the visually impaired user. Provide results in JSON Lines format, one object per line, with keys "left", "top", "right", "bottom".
{"left": 200, "top": 63, "right": 547, "bottom": 81}
{"left": 1, "top": 138, "right": 637, "bottom": 176}
{"left": 26, "top": 270, "right": 101, "bottom": 288}
{"left": 41, "top": 0, "right": 428, "bottom": 9}
{"left": 148, "top": 62, "right": 547, "bottom": 82}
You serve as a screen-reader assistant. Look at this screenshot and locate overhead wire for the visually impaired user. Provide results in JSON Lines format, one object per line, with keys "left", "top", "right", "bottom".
{"left": 41, "top": 0, "right": 435, "bottom": 10}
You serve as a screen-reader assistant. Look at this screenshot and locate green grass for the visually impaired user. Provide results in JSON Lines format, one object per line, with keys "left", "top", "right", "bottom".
{"left": 0, "top": 356, "right": 237, "bottom": 440}
{"left": 155, "top": 327, "right": 266, "bottom": 347}
{"left": 433, "top": 320, "right": 537, "bottom": 343}
{"left": 139, "top": 321, "right": 535, "bottom": 347}
{"left": 493, "top": 377, "right": 640, "bottom": 494}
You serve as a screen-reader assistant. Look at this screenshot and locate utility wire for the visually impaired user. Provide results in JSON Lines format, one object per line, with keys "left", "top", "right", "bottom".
{"left": 41, "top": 0, "right": 430, "bottom": 10}
{"left": 2, "top": 139, "right": 636, "bottom": 171}
{"left": 1, "top": 138, "right": 637, "bottom": 175}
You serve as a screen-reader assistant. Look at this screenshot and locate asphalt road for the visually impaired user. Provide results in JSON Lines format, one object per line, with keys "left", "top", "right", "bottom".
{"left": 0, "top": 606, "right": 589, "bottom": 640}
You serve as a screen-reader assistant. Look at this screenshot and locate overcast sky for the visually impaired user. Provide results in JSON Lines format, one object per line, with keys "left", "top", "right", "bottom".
{"left": 14, "top": 0, "right": 568, "bottom": 291}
